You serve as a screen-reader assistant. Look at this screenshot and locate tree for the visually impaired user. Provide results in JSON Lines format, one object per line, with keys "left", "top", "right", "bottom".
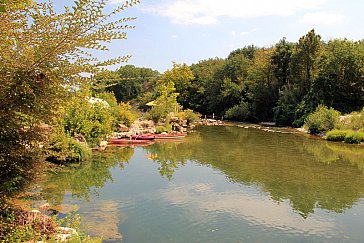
{"left": 292, "top": 29, "right": 322, "bottom": 94}
{"left": 189, "top": 58, "right": 226, "bottom": 114}
{"left": 0, "top": 0, "right": 139, "bottom": 199}
{"left": 311, "top": 39, "right": 364, "bottom": 112}
{"left": 146, "top": 63, "right": 193, "bottom": 122}
{"left": 93, "top": 65, "right": 160, "bottom": 105}
{"left": 271, "top": 38, "right": 294, "bottom": 88}
{"left": 273, "top": 30, "right": 322, "bottom": 126}
{"left": 248, "top": 47, "right": 277, "bottom": 121}
{"left": 160, "top": 62, "right": 194, "bottom": 108}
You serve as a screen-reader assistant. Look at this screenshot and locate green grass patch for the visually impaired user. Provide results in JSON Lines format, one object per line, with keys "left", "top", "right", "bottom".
{"left": 344, "top": 131, "right": 364, "bottom": 144}
{"left": 326, "top": 130, "right": 349, "bottom": 142}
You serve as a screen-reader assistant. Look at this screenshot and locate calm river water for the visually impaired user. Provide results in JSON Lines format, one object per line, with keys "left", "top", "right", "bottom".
{"left": 38, "top": 125, "right": 364, "bottom": 242}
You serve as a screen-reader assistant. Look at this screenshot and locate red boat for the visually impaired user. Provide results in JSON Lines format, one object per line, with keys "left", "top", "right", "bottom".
{"left": 108, "top": 139, "right": 153, "bottom": 144}
{"left": 107, "top": 143, "right": 153, "bottom": 147}
{"left": 131, "top": 134, "right": 156, "bottom": 140}
{"left": 154, "top": 133, "right": 187, "bottom": 139}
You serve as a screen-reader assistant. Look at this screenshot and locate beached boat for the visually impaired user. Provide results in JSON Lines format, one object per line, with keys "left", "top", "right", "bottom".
{"left": 107, "top": 142, "right": 153, "bottom": 147}
{"left": 108, "top": 139, "right": 153, "bottom": 144}
{"left": 131, "top": 134, "right": 156, "bottom": 140}
{"left": 154, "top": 133, "right": 187, "bottom": 139}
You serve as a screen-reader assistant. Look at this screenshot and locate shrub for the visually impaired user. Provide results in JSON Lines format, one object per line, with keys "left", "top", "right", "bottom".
{"left": 344, "top": 131, "right": 364, "bottom": 144}
{"left": 155, "top": 126, "right": 168, "bottom": 134}
{"left": 326, "top": 130, "right": 349, "bottom": 142}
{"left": 339, "top": 108, "right": 364, "bottom": 131}
{"left": 63, "top": 94, "right": 114, "bottom": 145}
{"left": 47, "top": 130, "right": 91, "bottom": 164}
{"left": 146, "top": 105, "right": 167, "bottom": 123}
{"left": 304, "top": 105, "right": 340, "bottom": 134}
{"left": 225, "top": 102, "right": 250, "bottom": 121}
{"left": 116, "top": 102, "right": 136, "bottom": 127}
{"left": 176, "top": 109, "right": 200, "bottom": 125}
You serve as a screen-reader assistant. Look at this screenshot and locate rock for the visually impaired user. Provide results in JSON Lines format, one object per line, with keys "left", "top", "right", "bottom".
{"left": 57, "top": 227, "right": 78, "bottom": 235}
{"left": 118, "top": 124, "right": 129, "bottom": 132}
{"left": 55, "top": 227, "right": 79, "bottom": 242}
{"left": 99, "top": 140, "right": 108, "bottom": 147}
{"left": 39, "top": 203, "right": 50, "bottom": 210}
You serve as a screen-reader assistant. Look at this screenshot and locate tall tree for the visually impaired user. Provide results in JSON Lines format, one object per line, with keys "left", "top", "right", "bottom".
{"left": 271, "top": 38, "right": 294, "bottom": 88}
{"left": 0, "top": 0, "right": 139, "bottom": 199}
{"left": 160, "top": 63, "right": 194, "bottom": 109}
{"left": 292, "top": 29, "right": 322, "bottom": 94}
{"left": 311, "top": 39, "right": 364, "bottom": 112}
{"left": 189, "top": 58, "right": 226, "bottom": 114}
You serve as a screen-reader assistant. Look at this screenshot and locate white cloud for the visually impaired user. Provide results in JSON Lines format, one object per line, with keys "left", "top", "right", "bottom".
{"left": 240, "top": 28, "right": 258, "bottom": 36}
{"left": 299, "top": 11, "right": 345, "bottom": 25}
{"left": 171, "top": 35, "right": 178, "bottom": 38}
{"left": 162, "top": 183, "right": 336, "bottom": 234}
{"left": 146, "top": 0, "right": 328, "bottom": 25}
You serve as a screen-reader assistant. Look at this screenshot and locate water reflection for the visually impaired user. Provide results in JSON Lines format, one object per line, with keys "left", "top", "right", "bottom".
{"left": 41, "top": 125, "right": 364, "bottom": 220}
{"left": 41, "top": 147, "right": 134, "bottom": 205}
{"left": 162, "top": 183, "right": 336, "bottom": 236}
{"left": 145, "top": 126, "right": 364, "bottom": 217}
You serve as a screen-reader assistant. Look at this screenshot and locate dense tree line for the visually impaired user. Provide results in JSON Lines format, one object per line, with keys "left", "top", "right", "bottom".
{"left": 93, "top": 65, "right": 160, "bottom": 110}
{"left": 183, "top": 30, "right": 363, "bottom": 126}
{"left": 100, "top": 30, "right": 363, "bottom": 127}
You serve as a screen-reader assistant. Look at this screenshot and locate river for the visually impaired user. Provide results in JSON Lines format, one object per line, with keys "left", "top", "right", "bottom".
{"left": 35, "top": 125, "right": 364, "bottom": 242}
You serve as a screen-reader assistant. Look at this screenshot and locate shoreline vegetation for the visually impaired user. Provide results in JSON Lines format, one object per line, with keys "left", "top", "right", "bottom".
{"left": 1, "top": 0, "right": 363, "bottom": 242}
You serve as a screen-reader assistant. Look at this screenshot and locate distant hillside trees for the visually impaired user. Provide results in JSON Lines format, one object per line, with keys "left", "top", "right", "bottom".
{"left": 185, "top": 30, "right": 364, "bottom": 126}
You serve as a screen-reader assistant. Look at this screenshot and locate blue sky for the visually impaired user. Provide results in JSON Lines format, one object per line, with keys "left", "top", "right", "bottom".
{"left": 101, "top": 0, "right": 364, "bottom": 72}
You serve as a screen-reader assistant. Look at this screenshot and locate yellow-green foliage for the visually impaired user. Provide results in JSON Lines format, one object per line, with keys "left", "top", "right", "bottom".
{"left": 327, "top": 129, "right": 364, "bottom": 144}
{"left": 155, "top": 125, "right": 172, "bottom": 134}
{"left": 344, "top": 131, "right": 364, "bottom": 144}
{"left": 117, "top": 102, "right": 136, "bottom": 127}
{"left": 326, "top": 130, "right": 349, "bottom": 142}
{"left": 176, "top": 109, "right": 200, "bottom": 125}
{"left": 304, "top": 105, "right": 340, "bottom": 134}
{"left": 338, "top": 108, "right": 364, "bottom": 131}
{"left": 47, "top": 129, "right": 92, "bottom": 163}
{"left": 0, "top": 0, "right": 139, "bottom": 198}
{"left": 63, "top": 94, "right": 114, "bottom": 145}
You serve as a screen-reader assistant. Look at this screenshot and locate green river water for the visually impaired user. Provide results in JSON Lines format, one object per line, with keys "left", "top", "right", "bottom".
{"left": 36, "top": 125, "right": 364, "bottom": 242}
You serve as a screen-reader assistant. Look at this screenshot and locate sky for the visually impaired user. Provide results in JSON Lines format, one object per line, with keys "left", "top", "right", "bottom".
{"left": 99, "top": 0, "right": 364, "bottom": 72}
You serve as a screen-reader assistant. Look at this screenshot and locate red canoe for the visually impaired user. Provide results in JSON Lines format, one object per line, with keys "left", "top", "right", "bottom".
{"left": 108, "top": 139, "right": 153, "bottom": 144}
{"left": 131, "top": 134, "right": 156, "bottom": 140}
{"left": 154, "top": 133, "right": 187, "bottom": 139}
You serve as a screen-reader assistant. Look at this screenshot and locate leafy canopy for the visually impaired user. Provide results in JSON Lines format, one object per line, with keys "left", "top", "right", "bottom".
{"left": 0, "top": 0, "right": 139, "bottom": 198}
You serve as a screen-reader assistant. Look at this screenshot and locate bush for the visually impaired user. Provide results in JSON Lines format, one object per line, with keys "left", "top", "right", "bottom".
{"left": 63, "top": 94, "right": 114, "bottom": 145}
{"left": 146, "top": 105, "right": 167, "bottom": 123}
{"left": 116, "top": 102, "right": 136, "bottom": 127}
{"left": 176, "top": 109, "right": 200, "bottom": 125}
{"left": 326, "top": 130, "right": 349, "bottom": 141}
{"left": 225, "top": 102, "right": 250, "bottom": 121}
{"left": 304, "top": 105, "right": 340, "bottom": 134}
{"left": 47, "top": 130, "right": 91, "bottom": 164}
{"left": 155, "top": 125, "right": 169, "bottom": 134}
{"left": 338, "top": 108, "right": 364, "bottom": 131}
{"left": 344, "top": 131, "right": 364, "bottom": 144}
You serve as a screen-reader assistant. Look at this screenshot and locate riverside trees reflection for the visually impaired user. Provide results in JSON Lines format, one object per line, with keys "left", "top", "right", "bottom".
{"left": 40, "top": 126, "right": 364, "bottom": 218}
{"left": 40, "top": 147, "right": 134, "bottom": 206}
